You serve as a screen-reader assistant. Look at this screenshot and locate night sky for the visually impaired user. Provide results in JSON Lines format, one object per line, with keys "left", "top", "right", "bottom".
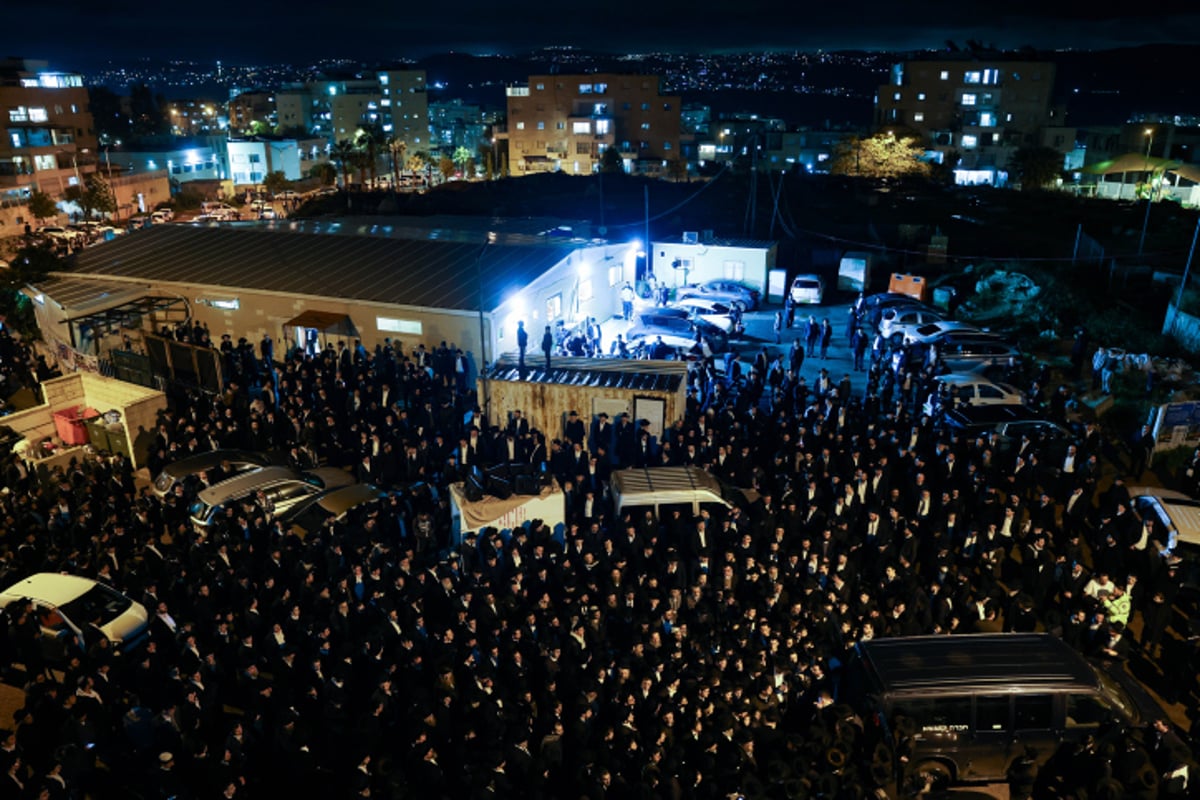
{"left": 13, "top": 0, "right": 1200, "bottom": 67}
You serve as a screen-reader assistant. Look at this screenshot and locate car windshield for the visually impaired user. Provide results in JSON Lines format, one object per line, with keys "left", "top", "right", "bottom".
{"left": 794, "top": 280, "right": 820, "bottom": 289}
{"left": 58, "top": 584, "right": 132, "bottom": 626}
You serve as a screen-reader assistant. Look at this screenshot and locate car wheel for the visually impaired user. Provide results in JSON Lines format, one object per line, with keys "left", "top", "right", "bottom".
{"left": 913, "top": 760, "right": 953, "bottom": 791}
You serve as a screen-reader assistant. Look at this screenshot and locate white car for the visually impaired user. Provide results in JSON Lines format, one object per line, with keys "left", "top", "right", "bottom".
{"left": 37, "top": 225, "right": 81, "bottom": 243}
{"left": 677, "top": 279, "right": 761, "bottom": 311}
{"left": 903, "top": 320, "right": 989, "bottom": 346}
{"left": 922, "top": 372, "right": 1026, "bottom": 417}
{"left": 0, "top": 573, "right": 150, "bottom": 659}
{"left": 668, "top": 297, "right": 739, "bottom": 333}
{"left": 150, "top": 209, "right": 174, "bottom": 223}
{"left": 789, "top": 273, "right": 825, "bottom": 305}
{"left": 274, "top": 190, "right": 300, "bottom": 200}
{"left": 878, "top": 305, "right": 947, "bottom": 342}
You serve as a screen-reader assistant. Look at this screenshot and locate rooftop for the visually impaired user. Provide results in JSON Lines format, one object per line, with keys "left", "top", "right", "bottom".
{"left": 67, "top": 224, "right": 578, "bottom": 312}
{"left": 487, "top": 355, "right": 686, "bottom": 393}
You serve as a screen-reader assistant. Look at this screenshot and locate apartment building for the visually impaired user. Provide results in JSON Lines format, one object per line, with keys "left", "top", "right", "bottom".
{"left": 875, "top": 59, "right": 1058, "bottom": 185}
{"left": 505, "top": 74, "right": 683, "bottom": 175}
{"left": 0, "top": 58, "right": 97, "bottom": 202}
{"left": 227, "top": 89, "right": 276, "bottom": 134}
{"left": 274, "top": 69, "right": 429, "bottom": 148}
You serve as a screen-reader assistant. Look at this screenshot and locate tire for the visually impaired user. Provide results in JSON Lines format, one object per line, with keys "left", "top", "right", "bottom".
{"left": 913, "top": 760, "right": 953, "bottom": 791}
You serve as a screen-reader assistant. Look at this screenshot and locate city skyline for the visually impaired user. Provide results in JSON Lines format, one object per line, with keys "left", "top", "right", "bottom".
{"left": 13, "top": 0, "right": 1200, "bottom": 69}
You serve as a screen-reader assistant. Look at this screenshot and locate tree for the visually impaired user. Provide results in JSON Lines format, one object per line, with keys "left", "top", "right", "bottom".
{"left": 386, "top": 136, "right": 408, "bottom": 185}
{"left": 600, "top": 147, "right": 624, "bottom": 174}
{"left": 0, "top": 243, "right": 66, "bottom": 333}
{"left": 64, "top": 174, "right": 116, "bottom": 220}
{"left": 331, "top": 139, "right": 357, "bottom": 189}
{"left": 452, "top": 146, "right": 473, "bottom": 177}
{"left": 406, "top": 154, "right": 426, "bottom": 176}
{"left": 26, "top": 191, "right": 58, "bottom": 225}
{"left": 1009, "top": 146, "right": 1064, "bottom": 190}
{"left": 830, "top": 132, "right": 931, "bottom": 180}
{"left": 247, "top": 120, "right": 272, "bottom": 137}
{"left": 438, "top": 157, "right": 456, "bottom": 181}
{"left": 355, "top": 126, "right": 383, "bottom": 187}
{"left": 263, "top": 171, "right": 290, "bottom": 197}
{"left": 309, "top": 162, "right": 337, "bottom": 186}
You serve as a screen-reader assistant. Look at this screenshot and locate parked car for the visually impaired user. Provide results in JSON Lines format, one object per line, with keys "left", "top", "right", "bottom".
{"left": 940, "top": 405, "right": 1073, "bottom": 459}
{"left": 922, "top": 372, "right": 1026, "bottom": 417}
{"left": 1128, "top": 487, "right": 1200, "bottom": 584}
{"left": 878, "top": 305, "right": 949, "bottom": 342}
{"left": 274, "top": 190, "right": 300, "bottom": 200}
{"left": 626, "top": 313, "right": 729, "bottom": 358}
{"left": 789, "top": 273, "right": 825, "bottom": 305}
{"left": 861, "top": 292, "right": 929, "bottom": 326}
{"left": 37, "top": 225, "right": 81, "bottom": 244}
{"left": 152, "top": 449, "right": 280, "bottom": 498}
{"left": 936, "top": 336, "right": 1023, "bottom": 373}
{"left": 279, "top": 483, "right": 387, "bottom": 539}
{"left": 0, "top": 573, "right": 150, "bottom": 660}
{"left": 668, "top": 297, "right": 740, "bottom": 333}
{"left": 150, "top": 209, "right": 174, "bottom": 223}
{"left": 677, "top": 279, "right": 761, "bottom": 311}
{"left": 313, "top": 186, "right": 339, "bottom": 197}
{"left": 903, "top": 320, "right": 990, "bottom": 346}
{"left": 189, "top": 466, "right": 355, "bottom": 529}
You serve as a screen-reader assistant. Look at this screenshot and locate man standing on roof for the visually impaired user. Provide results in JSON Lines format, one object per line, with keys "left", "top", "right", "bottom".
{"left": 542, "top": 325, "right": 554, "bottom": 371}
{"left": 516, "top": 321, "right": 528, "bottom": 373}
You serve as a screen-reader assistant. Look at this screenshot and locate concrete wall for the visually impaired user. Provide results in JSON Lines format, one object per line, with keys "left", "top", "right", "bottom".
{"left": 12, "top": 372, "right": 166, "bottom": 468}
{"left": 650, "top": 241, "right": 776, "bottom": 293}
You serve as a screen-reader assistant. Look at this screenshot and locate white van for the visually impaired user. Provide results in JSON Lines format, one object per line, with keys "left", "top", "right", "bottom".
{"left": 610, "top": 466, "right": 756, "bottom": 518}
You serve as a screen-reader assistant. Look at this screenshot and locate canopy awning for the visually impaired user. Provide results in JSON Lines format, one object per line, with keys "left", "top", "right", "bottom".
{"left": 64, "top": 295, "right": 188, "bottom": 329}
{"left": 282, "top": 310, "right": 358, "bottom": 337}
{"left": 1168, "top": 163, "right": 1200, "bottom": 184}
{"left": 1081, "top": 153, "right": 1181, "bottom": 175}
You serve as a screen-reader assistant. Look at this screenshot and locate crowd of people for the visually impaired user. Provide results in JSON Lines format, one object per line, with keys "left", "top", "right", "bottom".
{"left": 0, "top": 307, "right": 1196, "bottom": 800}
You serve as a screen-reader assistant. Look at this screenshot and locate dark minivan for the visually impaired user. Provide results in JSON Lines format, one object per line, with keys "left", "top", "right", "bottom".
{"left": 840, "top": 634, "right": 1163, "bottom": 788}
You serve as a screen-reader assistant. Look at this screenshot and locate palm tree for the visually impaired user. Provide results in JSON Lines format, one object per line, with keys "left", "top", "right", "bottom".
{"left": 355, "top": 125, "right": 384, "bottom": 188}
{"left": 386, "top": 136, "right": 408, "bottom": 187}
{"left": 331, "top": 139, "right": 357, "bottom": 190}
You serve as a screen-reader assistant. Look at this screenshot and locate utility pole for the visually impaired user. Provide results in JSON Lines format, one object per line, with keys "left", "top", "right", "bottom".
{"left": 643, "top": 185, "right": 650, "bottom": 282}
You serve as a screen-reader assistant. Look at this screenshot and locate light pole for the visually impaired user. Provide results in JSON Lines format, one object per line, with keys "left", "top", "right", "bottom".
{"left": 1138, "top": 128, "right": 1156, "bottom": 257}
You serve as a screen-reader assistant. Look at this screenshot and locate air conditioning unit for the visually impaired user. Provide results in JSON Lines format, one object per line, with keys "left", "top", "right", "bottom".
{"left": 682, "top": 231, "right": 699, "bottom": 244}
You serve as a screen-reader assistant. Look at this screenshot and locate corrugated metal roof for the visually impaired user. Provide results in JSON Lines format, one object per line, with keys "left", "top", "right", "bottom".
{"left": 66, "top": 225, "right": 577, "bottom": 312}
{"left": 30, "top": 275, "right": 151, "bottom": 314}
{"left": 486, "top": 355, "right": 685, "bottom": 392}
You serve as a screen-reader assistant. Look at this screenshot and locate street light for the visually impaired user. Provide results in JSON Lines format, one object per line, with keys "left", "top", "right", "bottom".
{"left": 1138, "top": 128, "right": 1157, "bottom": 257}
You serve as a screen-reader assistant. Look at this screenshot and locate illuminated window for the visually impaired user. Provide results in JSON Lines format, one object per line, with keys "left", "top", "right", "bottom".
{"left": 979, "top": 112, "right": 995, "bottom": 127}
{"left": 962, "top": 94, "right": 977, "bottom": 106}
{"left": 33, "top": 154, "right": 57, "bottom": 170}
{"left": 641, "top": 122, "right": 650, "bottom": 130}
{"left": 594, "top": 83, "right": 607, "bottom": 94}
{"left": 537, "top": 121, "right": 545, "bottom": 130}
{"left": 913, "top": 112, "right": 925, "bottom": 122}
{"left": 535, "top": 83, "right": 544, "bottom": 91}
{"left": 964, "top": 71, "right": 981, "bottom": 84}
{"left": 940, "top": 71, "right": 950, "bottom": 80}
{"left": 893, "top": 92, "right": 901, "bottom": 101}
{"left": 546, "top": 294, "right": 562, "bottom": 320}
{"left": 28, "top": 107, "right": 48, "bottom": 122}
{"left": 596, "top": 119, "right": 610, "bottom": 135}
{"left": 641, "top": 103, "right": 650, "bottom": 111}
{"left": 376, "top": 317, "right": 423, "bottom": 335}
{"left": 579, "top": 279, "right": 594, "bottom": 301}
{"left": 8, "top": 106, "right": 28, "bottom": 122}
{"left": 664, "top": 141, "right": 671, "bottom": 150}
{"left": 1006, "top": 113, "right": 1014, "bottom": 122}
{"left": 917, "top": 92, "right": 926, "bottom": 101}
{"left": 961, "top": 135, "right": 978, "bottom": 148}
{"left": 579, "top": 83, "right": 593, "bottom": 94}
{"left": 516, "top": 122, "right": 525, "bottom": 130}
